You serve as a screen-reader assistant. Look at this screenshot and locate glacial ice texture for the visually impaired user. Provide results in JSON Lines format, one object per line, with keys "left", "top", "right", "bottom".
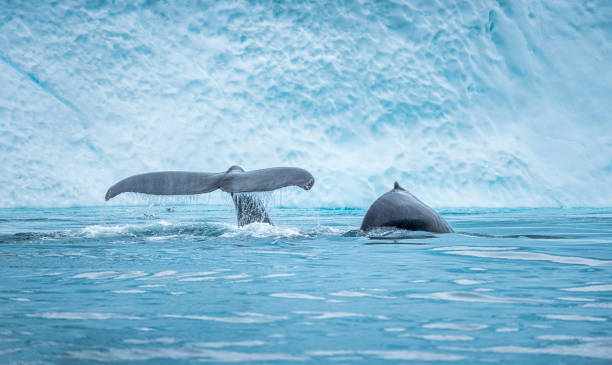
{"left": 0, "top": 0, "right": 611, "bottom": 207}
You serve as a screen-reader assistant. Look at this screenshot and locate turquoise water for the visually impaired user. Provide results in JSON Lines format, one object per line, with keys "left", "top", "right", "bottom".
{"left": 1, "top": 206, "right": 611, "bottom": 363}
{"left": 1, "top": 1, "right": 610, "bottom": 363}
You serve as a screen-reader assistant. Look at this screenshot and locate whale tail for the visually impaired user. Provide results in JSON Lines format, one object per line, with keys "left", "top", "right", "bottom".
{"left": 104, "top": 166, "right": 314, "bottom": 226}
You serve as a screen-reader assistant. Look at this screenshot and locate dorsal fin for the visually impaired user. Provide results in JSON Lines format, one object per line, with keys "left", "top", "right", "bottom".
{"left": 393, "top": 181, "right": 405, "bottom": 191}
{"left": 226, "top": 165, "right": 245, "bottom": 173}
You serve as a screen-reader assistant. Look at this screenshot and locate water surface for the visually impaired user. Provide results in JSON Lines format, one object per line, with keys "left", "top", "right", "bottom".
{"left": 1, "top": 206, "right": 611, "bottom": 363}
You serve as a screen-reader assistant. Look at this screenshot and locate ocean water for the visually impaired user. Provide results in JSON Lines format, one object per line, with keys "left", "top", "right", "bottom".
{"left": 1, "top": 205, "right": 611, "bottom": 363}
{"left": 1, "top": 0, "right": 611, "bottom": 362}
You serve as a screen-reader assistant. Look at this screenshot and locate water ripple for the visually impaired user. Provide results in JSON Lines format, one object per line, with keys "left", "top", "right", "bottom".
{"left": 26, "top": 312, "right": 143, "bottom": 320}
{"left": 439, "top": 249, "right": 610, "bottom": 266}
{"left": 159, "top": 313, "right": 288, "bottom": 324}
{"left": 408, "top": 291, "right": 544, "bottom": 303}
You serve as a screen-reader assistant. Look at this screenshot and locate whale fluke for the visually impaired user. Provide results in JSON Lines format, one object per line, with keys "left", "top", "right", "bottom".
{"left": 221, "top": 167, "right": 315, "bottom": 193}
{"left": 105, "top": 167, "right": 314, "bottom": 201}
{"left": 105, "top": 171, "right": 223, "bottom": 201}
{"left": 361, "top": 182, "right": 453, "bottom": 233}
{"left": 104, "top": 166, "right": 315, "bottom": 227}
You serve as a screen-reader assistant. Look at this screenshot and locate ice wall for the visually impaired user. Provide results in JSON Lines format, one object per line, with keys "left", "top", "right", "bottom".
{"left": 1, "top": 0, "right": 611, "bottom": 208}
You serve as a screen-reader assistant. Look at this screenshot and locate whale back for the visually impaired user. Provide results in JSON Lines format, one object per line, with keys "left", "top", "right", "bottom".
{"left": 360, "top": 182, "right": 453, "bottom": 233}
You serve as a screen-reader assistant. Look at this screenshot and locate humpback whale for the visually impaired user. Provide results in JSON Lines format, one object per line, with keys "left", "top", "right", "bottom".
{"left": 361, "top": 182, "right": 453, "bottom": 233}
{"left": 105, "top": 165, "right": 314, "bottom": 226}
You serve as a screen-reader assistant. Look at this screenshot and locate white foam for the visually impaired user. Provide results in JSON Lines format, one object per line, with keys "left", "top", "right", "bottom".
{"left": 303, "top": 226, "right": 345, "bottom": 235}
{"left": 295, "top": 311, "right": 388, "bottom": 320}
{"left": 420, "top": 335, "right": 474, "bottom": 341}
{"left": 496, "top": 327, "right": 519, "bottom": 332}
{"left": 270, "top": 293, "right": 326, "bottom": 300}
{"left": 0, "top": 348, "right": 23, "bottom": 356}
{"left": 453, "top": 279, "right": 485, "bottom": 285}
{"left": 80, "top": 221, "right": 175, "bottom": 238}
{"left": 161, "top": 249, "right": 180, "bottom": 254}
{"left": 433, "top": 246, "right": 518, "bottom": 251}
{"left": 159, "top": 312, "right": 288, "bottom": 324}
{"left": 247, "top": 250, "right": 315, "bottom": 257}
{"left": 115, "top": 271, "right": 148, "bottom": 279}
{"left": 72, "top": 271, "right": 119, "bottom": 279}
{"left": 146, "top": 235, "right": 179, "bottom": 241}
{"left": 124, "top": 338, "right": 176, "bottom": 344}
{"left": 443, "top": 250, "right": 610, "bottom": 266}
{"left": 179, "top": 277, "right": 217, "bottom": 282}
{"left": 26, "top": 312, "right": 143, "bottom": 320}
{"left": 360, "top": 350, "right": 465, "bottom": 361}
{"left": 9, "top": 297, "right": 30, "bottom": 302}
{"left": 479, "top": 343, "right": 612, "bottom": 360}
{"left": 221, "top": 273, "right": 250, "bottom": 280}
{"left": 557, "top": 297, "right": 596, "bottom": 302}
{"left": 220, "top": 223, "right": 302, "bottom": 238}
{"left": 195, "top": 340, "right": 266, "bottom": 348}
{"left": 297, "top": 312, "right": 363, "bottom": 319}
{"left": 329, "top": 290, "right": 391, "bottom": 298}
{"left": 307, "top": 349, "right": 464, "bottom": 361}
{"left": 306, "top": 350, "right": 354, "bottom": 356}
{"left": 66, "top": 348, "right": 306, "bottom": 362}
{"left": 261, "top": 273, "right": 295, "bottom": 278}
{"left": 583, "top": 303, "right": 612, "bottom": 308}
{"left": 423, "top": 323, "right": 488, "bottom": 331}
{"left": 543, "top": 314, "right": 607, "bottom": 322}
{"left": 113, "top": 290, "right": 146, "bottom": 294}
{"left": 562, "top": 284, "right": 612, "bottom": 292}
{"left": 537, "top": 335, "right": 612, "bottom": 341}
{"left": 80, "top": 224, "right": 130, "bottom": 237}
{"left": 407, "top": 291, "right": 542, "bottom": 303}
{"left": 181, "top": 271, "right": 219, "bottom": 277}
{"left": 148, "top": 270, "right": 178, "bottom": 279}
